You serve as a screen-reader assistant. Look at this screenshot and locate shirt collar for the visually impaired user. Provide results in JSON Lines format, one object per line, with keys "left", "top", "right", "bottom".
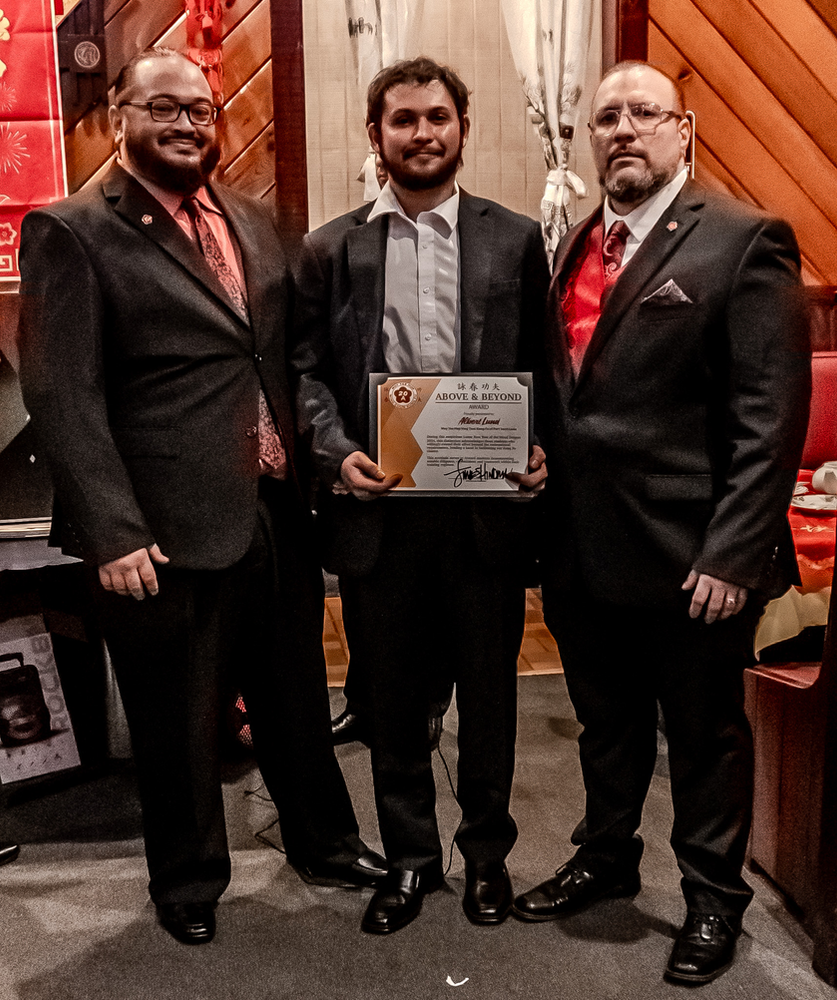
{"left": 604, "top": 167, "right": 689, "bottom": 243}
{"left": 116, "top": 158, "right": 217, "bottom": 218}
{"left": 367, "top": 180, "right": 460, "bottom": 236}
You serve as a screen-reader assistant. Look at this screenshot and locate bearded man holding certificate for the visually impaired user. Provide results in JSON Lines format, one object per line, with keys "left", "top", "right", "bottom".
{"left": 293, "top": 57, "right": 550, "bottom": 934}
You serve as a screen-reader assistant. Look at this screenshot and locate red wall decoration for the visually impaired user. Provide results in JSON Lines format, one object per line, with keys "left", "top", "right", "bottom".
{"left": 185, "top": 0, "right": 236, "bottom": 102}
{"left": 0, "top": 1, "right": 67, "bottom": 284}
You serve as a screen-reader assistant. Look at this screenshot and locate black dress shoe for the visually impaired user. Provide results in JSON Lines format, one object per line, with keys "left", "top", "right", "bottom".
{"left": 665, "top": 912, "right": 740, "bottom": 984}
{"left": 463, "top": 862, "right": 513, "bottom": 925}
{"left": 331, "top": 709, "right": 369, "bottom": 747}
{"left": 361, "top": 865, "right": 444, "bottom": 934}
{"left": 157, "top": 902, "right": 216, "bottom": 945}
{"left": 0, "top": 842, "right": 20, "bottom": 867}
{"left": 292, "top": 847, "right": 387, "bottom": 888}
{"left": 512, "top": 861, "right": 640, "bottom": 921}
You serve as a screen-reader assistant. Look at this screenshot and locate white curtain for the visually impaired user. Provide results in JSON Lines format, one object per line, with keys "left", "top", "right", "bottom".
{"left": 346, "top": 0, "right": 425, "bottom": 200}
{"left": 501, "top": 0, "right": 595, "bottom": 265}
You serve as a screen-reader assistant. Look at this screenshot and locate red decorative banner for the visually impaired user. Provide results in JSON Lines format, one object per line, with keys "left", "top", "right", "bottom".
{"left": 185, "top": 0, "right": 228, "bottom": 102}
{"left": 0, "top": 1, "right": 67, "bottom": 283}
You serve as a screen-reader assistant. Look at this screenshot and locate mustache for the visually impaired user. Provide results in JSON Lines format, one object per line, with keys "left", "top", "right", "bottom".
{"left": 608, "top": 147, "right": 646, "bottom": 165}
{"left": 159, "top": 131, "right": 207, "bottom": 147}
{"left": 403, "top": 147, "right": 443, "bottom": 159}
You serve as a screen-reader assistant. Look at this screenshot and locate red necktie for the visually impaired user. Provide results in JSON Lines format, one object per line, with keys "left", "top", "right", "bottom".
{"left": 183, "top": 197, "right": 287, "bottom": 479}
{"left": 602, "top": 221, "right": 630, "bottom": 278}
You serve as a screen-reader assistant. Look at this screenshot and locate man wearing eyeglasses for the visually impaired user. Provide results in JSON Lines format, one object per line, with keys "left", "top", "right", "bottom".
{"left": 513, "top": 62, "right": 810, "bottom": 984}
{"left": 17, "top": 47, "right": 385, "bottom": 946}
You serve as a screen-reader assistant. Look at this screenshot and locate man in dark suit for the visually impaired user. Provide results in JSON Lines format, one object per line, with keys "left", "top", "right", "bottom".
{"left": 294, "top": 57, "right": 550, "bottom": 934}
{"left": 17, "top": 47, "right": 384, "bottom": 946}
{"left": 512, "top": 62, "right": 811, "bottom": 983}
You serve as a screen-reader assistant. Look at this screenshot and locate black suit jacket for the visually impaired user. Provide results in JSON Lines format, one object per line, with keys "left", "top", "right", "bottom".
{"left": 292, "top": 192, "right": 550, "bottom": 576}
{"left": 541, "top": 181, "right": 811, "bottom": 606}
{"left": 18, "top": 163, "right": 300, "bottom": 569}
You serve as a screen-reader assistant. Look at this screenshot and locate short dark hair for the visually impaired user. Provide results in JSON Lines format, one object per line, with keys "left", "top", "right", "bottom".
{"left": 366, "top": 57, "right": 470, "bottom": 130}
{"left": 113, "top": 46, "right": 195, "bottom": 102}
{"left": 600, "top": 60, "right": 687, "bottom": 114}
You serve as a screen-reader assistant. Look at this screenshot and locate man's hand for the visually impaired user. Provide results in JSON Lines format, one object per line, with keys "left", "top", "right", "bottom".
{"left": 507, "top": 444, "right": 547, "bottom": 494}
{"left": 98, "top": 544, "right": 170, "bottom": 600}
{"left": 340, "top": 451, "right": 403, "bottom": 500}
{"left": 682, "top": 570, "right": 748, "bottom": 623}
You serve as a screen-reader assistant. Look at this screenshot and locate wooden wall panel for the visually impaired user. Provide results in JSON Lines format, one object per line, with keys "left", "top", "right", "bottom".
{"left": 689, "top": 0, "right": 837, "bottom": 167}
{"left": 301, "top": 0, "right": 603, "bottom": 231}
{"left": 755, "top": 0, "right": 837, "bottom": 91}
{"left": 68, "top": 1, "right": 604, "bottom": 231}
{"left": 222, "top": 124, "right": 275, "bottom": 201}
{"left": 66, "top": 0, "right": 275, "bottom": 201}
{"left": 808, "top": 0, "right": 837, "bottom": 37}
{"left": 647, "top": 0, "right": 837, "bottom": 285}
{"left": 649, "top": 23, "right": 837, "bottom": 285}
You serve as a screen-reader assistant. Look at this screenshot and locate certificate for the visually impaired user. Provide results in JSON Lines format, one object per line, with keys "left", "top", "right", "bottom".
{"left": 369, "top": 373, "right": 532, "bottom": 496}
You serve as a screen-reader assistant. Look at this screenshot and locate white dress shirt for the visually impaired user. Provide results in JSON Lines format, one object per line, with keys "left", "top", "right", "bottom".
{"left": 604, "top": 167, "right": 689, "bottom": 266}
{"left": 367, "top": 181, "right": 461, "bottom": 373}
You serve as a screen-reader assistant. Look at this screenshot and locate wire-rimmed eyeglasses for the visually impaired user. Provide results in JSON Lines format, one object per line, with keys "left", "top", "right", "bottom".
{"left": 118, "top": 100, "right": 220, "bottom": 126}
{"left": 588, "top": 103, "right": 683, "bottom": 138}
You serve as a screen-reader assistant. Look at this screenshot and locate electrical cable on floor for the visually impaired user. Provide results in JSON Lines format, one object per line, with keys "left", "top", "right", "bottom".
{"left": 243, "top": 783, "right": 287, "bottom": 853}
{"left": 434, "top": 731, "right": 460, "bottom": 877}
{"left": 240, "top": 718, "right": 462, "bottom": 874}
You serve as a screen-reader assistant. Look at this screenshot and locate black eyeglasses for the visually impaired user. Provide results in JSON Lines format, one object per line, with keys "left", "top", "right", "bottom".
{"left": 119, "top": 100, "right": 220, "bottom": 126}
{"left": 588, "top": 103, "right": 682, "bottom": 138}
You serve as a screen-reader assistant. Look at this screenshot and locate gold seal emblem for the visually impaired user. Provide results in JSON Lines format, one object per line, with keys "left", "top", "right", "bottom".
{"left": 387, "top": 381, "right": 419, "bottom": 408}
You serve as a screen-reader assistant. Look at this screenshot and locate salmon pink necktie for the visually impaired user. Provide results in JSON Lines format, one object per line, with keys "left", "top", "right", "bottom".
{"left": 183, "top": 196, "right": 287, "bottom": 478}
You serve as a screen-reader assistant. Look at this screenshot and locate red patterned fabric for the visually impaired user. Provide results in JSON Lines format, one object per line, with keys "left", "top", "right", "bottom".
{"left": 183, "top": 196, "right": 287, "bottom": 479}
{"left": 0, "top": 2, "right": 67, "bottom": 283}
{"left": 602, "top": 220, "right": 630, "bottom": 277}
{"left": 185, "top": 0, "right": 227, "bottom": 101}
{"left": 562, "top": 220, "right": 606, "bottom": 375}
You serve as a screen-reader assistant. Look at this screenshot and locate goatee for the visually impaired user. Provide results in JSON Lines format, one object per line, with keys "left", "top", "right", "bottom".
{"left": 602, "top": 163, "right": 672, "bottom": 207}
{"left": 380, "top": 140, "right": 463, "bottom": 193}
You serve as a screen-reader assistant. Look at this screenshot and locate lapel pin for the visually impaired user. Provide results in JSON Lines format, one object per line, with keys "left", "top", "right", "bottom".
{"left": 142, "top": 214, "right": 153, "bottom": 225}
{"left": 667, "top": 221, "right": 678, "bottom": 231}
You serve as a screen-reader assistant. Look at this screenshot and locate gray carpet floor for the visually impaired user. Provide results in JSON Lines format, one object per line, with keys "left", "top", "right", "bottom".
{"left": 0, "top": 673, "right": 833, "bottom": 1000}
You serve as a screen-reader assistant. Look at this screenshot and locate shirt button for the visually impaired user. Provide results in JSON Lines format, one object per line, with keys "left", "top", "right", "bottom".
{"left": 422, "top": 243, "right": 428, "bottom": 249}
{"left": 424, "top": 335, "right": 431, "bottom": 341}
{"left": 254, "top": 353, "right": 262, "bottom": 363}
{"left": 423, "top": 287, "right": 430, "bottom": 294}
{"left": 245, "top": 426, "right": 258, "bottom": 438}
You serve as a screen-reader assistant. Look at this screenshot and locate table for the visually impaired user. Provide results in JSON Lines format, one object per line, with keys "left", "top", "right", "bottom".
{"left": 755, "top": 470, "right": 836, "bottom": 656}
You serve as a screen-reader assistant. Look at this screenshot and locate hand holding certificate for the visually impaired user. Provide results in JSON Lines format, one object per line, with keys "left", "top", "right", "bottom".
{"left": 369, "top": 373, "right": 537, "bottom": 497}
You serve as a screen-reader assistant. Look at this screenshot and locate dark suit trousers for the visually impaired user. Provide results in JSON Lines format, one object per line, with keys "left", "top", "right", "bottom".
{"left": 541, "top": 583, "right": 759, "bottom": 919}
{"left": 339, "top": 500, "right": 521, "bottom": 872}
{"left": 92, "top": 479, "right": 362, "bottom": 905}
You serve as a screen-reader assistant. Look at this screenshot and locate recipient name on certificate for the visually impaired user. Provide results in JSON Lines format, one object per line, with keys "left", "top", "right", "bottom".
{"left": 370, "top": 373, "right": 532, "bottom": 496}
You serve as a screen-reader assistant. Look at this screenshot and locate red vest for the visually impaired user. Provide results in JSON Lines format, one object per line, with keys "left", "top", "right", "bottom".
{"left": 562, "top": 219, "right": 622, "bottom": 375}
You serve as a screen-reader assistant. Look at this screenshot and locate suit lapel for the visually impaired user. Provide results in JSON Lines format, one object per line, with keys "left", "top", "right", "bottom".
{"left": 573, "top": 183, "right": 703, "bottom": 396}
{"left": 103, "top": 165, "right": 249, "bottom": 327}
{"left": 457, "top": 194, "right": 493, "bottom": 371}
{"left": 347, "top": 211, "right": 388, "bottom": 374}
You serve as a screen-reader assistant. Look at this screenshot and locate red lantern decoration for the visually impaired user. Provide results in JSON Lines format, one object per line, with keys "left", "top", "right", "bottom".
{"left": 184, "top": 0, "right": 236, "bottom": 102}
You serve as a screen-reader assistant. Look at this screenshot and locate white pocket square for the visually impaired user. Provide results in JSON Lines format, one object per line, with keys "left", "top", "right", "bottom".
{"left": 641, "top": 279, "right": 693, "bottom": 305}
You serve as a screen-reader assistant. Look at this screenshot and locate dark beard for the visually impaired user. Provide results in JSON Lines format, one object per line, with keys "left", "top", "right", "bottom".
{"left": 380, "top": 141, "right": 463, "bottom": 192}
{"left": 127, "top": 135, "right": 221, "bottom": 194}
{"left": 602, "top": 162, "right": 672, "bottom": 207}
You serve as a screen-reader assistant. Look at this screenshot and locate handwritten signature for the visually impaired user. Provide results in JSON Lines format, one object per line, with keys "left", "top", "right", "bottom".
{"left": 443, "top": 459, "right": 513, "bottom": 488}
